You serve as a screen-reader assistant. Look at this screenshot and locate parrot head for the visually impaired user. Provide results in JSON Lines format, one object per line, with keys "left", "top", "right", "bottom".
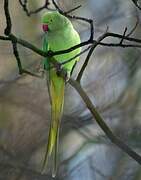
{"left": 42, "top": 11, "right": 72, "bottom": 32}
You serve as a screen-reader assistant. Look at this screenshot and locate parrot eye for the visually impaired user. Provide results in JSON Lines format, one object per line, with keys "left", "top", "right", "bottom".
{"left": 50, "top": 19, "right": 53, "bottom": 22}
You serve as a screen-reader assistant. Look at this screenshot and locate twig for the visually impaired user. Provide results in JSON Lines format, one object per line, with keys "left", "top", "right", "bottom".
{"left": 9, "top": 34, "right": 46, "bottom": 57}
{"left": 65, "top": 5, "right": 82, "bottom": 14}
{"left": 11, "top": 41, "right": 23, "bottom": 74}
{"left": 99, "top": 42, "right": 141, "bottom": 48}
{"left": 0, "top": 35, "right": 10, "bottom": 40}
{"left": 77, "top": 46, "right": 95, "bottom": 82}
{"left": 126, "top": 18, "right": 139, "bottom": 37}
{"left": 19, "top": 0, "right": 28, "bottom": 15}
{"left": 61, "top": 45, "right": 92, "bottom": 65}
{"left": 41, "top": 31, "right": 141, "bottom": 57}
{"left": 131, "top": 0, "right": 141, "bottom": 10}
{"left": 4, "top": 0, "right": 12, "bottom": 35}
{"left": 19, "top": 0, "right": 50, "bottom": 16}
{"left": 2, "top": 31, "right": 141, "bottom": 60}
{"left": 76, "top": 31, "right": 108, "bottom": 82}
{"left": 119, "top": 27, "right": 127, "bottom": 44}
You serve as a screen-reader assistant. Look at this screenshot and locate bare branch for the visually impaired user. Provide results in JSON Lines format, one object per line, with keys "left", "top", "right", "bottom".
{"left": 61, "top": 45, "right": 92, "bottom": 65}
{"left": 69, "top": 78, "right": 141, "bottom": 165}
{"left": 4, "top": 0, "right": 12, "bottom": 35}
{"left": 126, "top": 17, "right": 139, "bottom": 37}
{"left": 65, "top": 5, "right": 82, "bottom": 14}
{"left": 99, "top": 42, "right": 141, "bottom": 48}
{"left": 119, "top": 27, "right": 127, "bottom": 44}
{"left": 19, "top": 0, "right": 50, "bottom": 16}
{"left": 11, "top": 41, "right": 23, "bottom": 74}
{"left": 0, "top": 35, "right": 10, "bottom": 40}
{"left": 76, "top": 31, "right": 108, "bottom": 82}
{"left": 77, "top": 46, "right": 95, "bottom": 82}
{"left": 131, "top": 0, "right": 141, "bottom": 10}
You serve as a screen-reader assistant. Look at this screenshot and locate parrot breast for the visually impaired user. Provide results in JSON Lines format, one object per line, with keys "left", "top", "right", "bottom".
{"left": 47, "top": 27, "right": 81, "bottom": 73}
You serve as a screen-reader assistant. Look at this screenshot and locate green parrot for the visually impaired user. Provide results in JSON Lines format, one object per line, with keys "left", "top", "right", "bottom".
{"left": 41, "top": 11, "right": 81, "bottom": 177}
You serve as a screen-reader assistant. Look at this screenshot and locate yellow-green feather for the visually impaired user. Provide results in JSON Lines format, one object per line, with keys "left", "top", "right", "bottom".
{"left": 49, "top": 70, "right": 65, "bottom": 177}
{"left": 42, "top": 11, "right": 81, "bottom": 177}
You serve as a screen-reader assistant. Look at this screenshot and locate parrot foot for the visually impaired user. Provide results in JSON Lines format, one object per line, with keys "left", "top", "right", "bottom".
{"left": 56, "top": 63, "right": 62, "bottom": 75}
{"left": 56, "top": 64, "right": 70, "bottom": 82}
{"left": 63, "top": 68, "right": 70, "bottom": 82}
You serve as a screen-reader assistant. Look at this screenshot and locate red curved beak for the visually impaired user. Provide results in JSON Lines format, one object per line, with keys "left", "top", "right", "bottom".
{"left": 42, "top": 24, "right": 49, "bottom": 32}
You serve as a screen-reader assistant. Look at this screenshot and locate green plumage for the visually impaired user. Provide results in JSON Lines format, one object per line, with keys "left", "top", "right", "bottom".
{"left": 42, "top": 34, "right": 50, "bottom": 70}
{"left": 42, "top": 11, "right": 81, "bottom": 177}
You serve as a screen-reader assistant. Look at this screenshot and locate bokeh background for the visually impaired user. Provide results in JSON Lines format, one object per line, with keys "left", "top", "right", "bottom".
{"left": 0, "top": 0, "right": 141, "bottom": 179}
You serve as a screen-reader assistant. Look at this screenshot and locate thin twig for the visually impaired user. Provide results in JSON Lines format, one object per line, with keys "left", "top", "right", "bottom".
{"left": 19, "top": 0, "right": 50, "bottom": 16}
{"left": 77, "top": 46, "right": 95, "bottom": 82}
{"left": 76, "top": 31, "right": 108, "bottom": 82}
{"left": 11, "top": 41, "right": 23, "bottom": 74}
{"left": 4, "top": 0, "right": 12, "bottom": 35}
{"left": 61, "top": 45, "right": 92, "bottom": 65}
{"left": 119, "top": 27, "right": 127, "bottom": 44}
{"left": 2, "top": 32, "right": 141, "bottom": 59}
{"left": 99, "top": 42, "right": 141, "bottom": 48}
{"left": 0, "top": 35, "right": 10, "bottom": 40}
{"left": 65, "top": 5, "right": 82, "bottom": 14}
{"left": 127, "top": 18, "right": 139, "bottom": 37}
{"left": 131, "top": 0, "right": 141, "bottom": 10}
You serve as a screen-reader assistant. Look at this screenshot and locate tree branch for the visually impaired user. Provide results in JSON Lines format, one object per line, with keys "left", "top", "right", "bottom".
{"left": 131, "top": 0, "right": 141, "bottom": 10}
{"left": 4, "top": 0, "right": 12, "bottom": 35}
{"left": 11, "top": 41, "right": 23, "bottom": 74}
{"left": 69, "top": 78, "right": 141, "bottom": 165}
{"left": 19, "top": 0, "right": 50, "bottom": 16}
{"left": 65, "top": 5, "right": 82, "bottom": 14}
{"left": 76, "top": 31, "right": 108, "bottom": 82}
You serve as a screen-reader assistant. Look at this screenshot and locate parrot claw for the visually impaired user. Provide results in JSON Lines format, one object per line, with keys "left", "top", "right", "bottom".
{"left": 56, "top": 65, "right": 70, "bottom": 82}
{"left": 63, "top": 69, "right": 70, "bottom": 82}
{"left": 56, "top": 63, "right": 62, "bottom": 77}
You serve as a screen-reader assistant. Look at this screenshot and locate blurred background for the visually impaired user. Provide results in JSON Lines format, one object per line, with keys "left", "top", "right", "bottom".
{"left": 0, "top": 0, "right": 141, "bottom": 179}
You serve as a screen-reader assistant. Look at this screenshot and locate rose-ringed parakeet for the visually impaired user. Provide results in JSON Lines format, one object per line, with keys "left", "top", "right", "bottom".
{"left": 41, "top": 11, "right": 81, "bottom": 177}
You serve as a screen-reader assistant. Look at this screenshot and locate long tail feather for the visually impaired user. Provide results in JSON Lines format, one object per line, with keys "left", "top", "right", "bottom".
{"left": 42, "top": 69, "right": 65, "bottom": 177}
